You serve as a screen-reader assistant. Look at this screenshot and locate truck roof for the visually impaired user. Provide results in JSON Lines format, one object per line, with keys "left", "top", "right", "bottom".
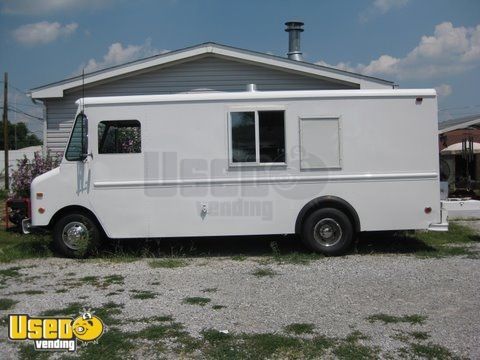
{"left": 76, "top": 89, "right": 436, "bottom": 106}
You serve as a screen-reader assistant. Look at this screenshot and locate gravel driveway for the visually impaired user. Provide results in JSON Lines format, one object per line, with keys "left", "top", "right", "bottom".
{"left": 0, "top": 230, "right": 479, "bottom": 359}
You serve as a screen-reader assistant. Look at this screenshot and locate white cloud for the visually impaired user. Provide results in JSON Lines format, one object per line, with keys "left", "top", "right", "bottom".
{"left": 13, "top": 21, "right": 78, "bottom": 46}
{"left": 1, "top": 0, "right": 114, "bottom": 15}
{"left": 77, "top": 39, "right": 168, "bottom": 74}
{"left": 373, "top": 0, "right": 409, "bottom": 13}
{"left": 435, "top": 84, "right": 453, "bottom": 98}
{"left": 359, "top": 0, "right": 410, "bottom": 23}
{"left": 317, "top": 22, "right": 480, "bottom": 80}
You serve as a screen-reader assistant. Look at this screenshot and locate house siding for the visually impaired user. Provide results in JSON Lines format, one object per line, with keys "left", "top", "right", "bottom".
{"left": 45, "top": 56, "right": 357, "bottom": 153}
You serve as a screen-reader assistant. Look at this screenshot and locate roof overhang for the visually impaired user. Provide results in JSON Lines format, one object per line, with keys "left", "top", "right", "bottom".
{"left": 438, "top": 115, "right": 480, "bottom": 134}
{"left": 30, "top": 42, "right": 394, "bottom": 99}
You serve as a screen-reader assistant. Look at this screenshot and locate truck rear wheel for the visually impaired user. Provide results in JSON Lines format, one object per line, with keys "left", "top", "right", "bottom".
{"left": 52, "top": 213, "right": 101, "bottom": 258}
{"left": 301, "top": 208, "right": 354, "bottom": 255}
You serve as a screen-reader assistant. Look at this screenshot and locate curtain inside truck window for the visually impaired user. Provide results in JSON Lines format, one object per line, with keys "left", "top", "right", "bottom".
{"left": 98, "top": 120, "right": 141, "bottom": 154}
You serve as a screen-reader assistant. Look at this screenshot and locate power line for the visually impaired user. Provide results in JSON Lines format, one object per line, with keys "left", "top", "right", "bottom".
{"left": 0, "top": 80, "right": 28, "bottom": 95}
{"left": 8, "top": 106, "right": 44, "bottom": 121}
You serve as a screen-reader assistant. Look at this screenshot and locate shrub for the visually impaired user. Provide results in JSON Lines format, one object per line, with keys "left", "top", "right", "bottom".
{"left": 10, "top": 151, "right": 60, "bottom": 198}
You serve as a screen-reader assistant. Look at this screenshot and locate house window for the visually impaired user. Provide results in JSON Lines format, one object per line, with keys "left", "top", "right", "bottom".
{"left": 229, "top": 110, "right": 285, "bottom": 165}
{"left": 98, "top": 120, "right": 141, "bottom": 154}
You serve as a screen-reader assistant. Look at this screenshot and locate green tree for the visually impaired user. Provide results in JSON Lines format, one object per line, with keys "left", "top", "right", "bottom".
{"left": 0, "top": 121, "right": 42, "bottom": 150}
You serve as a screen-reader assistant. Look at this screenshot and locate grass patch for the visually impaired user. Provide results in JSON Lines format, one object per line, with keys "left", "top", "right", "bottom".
{"left": 10, "top": 290, "right": 44, "bottom": 295}
{"left": 40, "top": 302, "right": 123, "bottom": 325}
{"left": 284, "top": 323, "right": 315, "bottom": 335}
{"left": 0, "top": 266, "right": 22, "bottom": 277}
{"left": 135, "top": 322, "right": 184, "bottom": 340}
{"left": 67, "top": 274, "right": 125, "bottom": 288}
{"left": 148, "top": 258, "right": 188, "bottom": 268}
{"left": 407, "top": 342, "right": 457, "bottom": 359}
{"left": 357, "top": 223, "right": 479, "bottom": 258}
{"left": 367, "top": 313, "right": 427, "bottom": 325}
{"left": 231, "top": 333, "right": 302, "bottom": 358}
{"left": 201, "top": 287, "right": 217, "bottom": 293}
{"left": 231, "top": 255, "right": 247, "bottom": 261}
{"left": 133, "top": 320, "right": 200, "bottom": 354}
{"left": 18, "top": 343, "right": 50, "bottom": 360}
{"left": 94, "top": 302, "right": 124, "bottom": 325}
{"left": 212, "top": 305, "right": 226, "bottom": 310}
{"left": 130, "top": 290, "right": 156, "bottom": 300}
{"left": 78, "top": 328, "right": 134, "bottom": 360}
{"left": 268, "top": 240, "right": 324, "bottom": 265}
{"left": 202, "top": 330, "right": 336, "bottom": 359}
{"left": 409, "top": 331, "right": 430, "bottom": 341}
{"left": 183, "top": 296, "right": 211, "bottom": 306}
{"left": 119, "top": 314, "right": 175, "bottom": 324}
{"left": 334, "top": 342, "right": 378, "bottom": 359}
{"left": 103, "top": 274, "right": 124, "bottom": 285}
{"left": 333, "top": 330, "right": 379, "bottom": 360}
{"left": 252, "top": 267, "right": 277, "bottom": 277}
{"left": 202, "top": 329, "right": 232, "bottom": 343}
{"left": 79, "top": 275, "right": 99, "bottom": 285}
{"left": 40, "top": 302, "right": 83, "bottom": 317}
{"left": 0, "top": 228, "right": 53, "bottom": 263}
{"left": 275, "top": 252, "right": 324, "bottom": 265}
{"left": 0, "top": 298, "right": 18, "bottom": 310}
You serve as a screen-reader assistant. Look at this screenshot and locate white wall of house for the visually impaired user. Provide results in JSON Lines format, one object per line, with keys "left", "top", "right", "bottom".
{"left": 0, "top": 146, "right": 43, "bottom": 189}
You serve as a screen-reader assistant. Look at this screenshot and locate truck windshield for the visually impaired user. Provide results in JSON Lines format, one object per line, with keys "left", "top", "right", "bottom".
{"left": 65, "top": 113, "right": 87, "bottom": 161}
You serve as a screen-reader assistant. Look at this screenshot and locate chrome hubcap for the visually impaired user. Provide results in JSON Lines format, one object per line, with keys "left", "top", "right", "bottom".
{"left": 313, "top": 218, "right": 342, "bottom": 247}
{"left": 62, "top": 222, "right": 89, "bottom": 250}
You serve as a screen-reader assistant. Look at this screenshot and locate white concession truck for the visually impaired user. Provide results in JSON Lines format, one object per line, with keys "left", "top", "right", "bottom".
{"left": 29, "top": 88, "right": 448, "bottom": 257}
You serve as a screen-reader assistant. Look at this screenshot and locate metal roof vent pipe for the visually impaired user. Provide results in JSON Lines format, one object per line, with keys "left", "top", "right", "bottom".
{"left": 246, "top": 84, "right": 257, "bottom": 92}
{"left": 285, "top": 21, "right": 304, "bottom": 61}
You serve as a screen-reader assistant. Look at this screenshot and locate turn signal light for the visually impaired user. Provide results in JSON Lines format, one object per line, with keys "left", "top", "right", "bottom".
{"left": 38, "top": 208, "right": 45, "bottom": 214}
{"left": 424, "top": 207, "right": 432, "bottom": 214}
{"left": 36, "top": 192, "right": 44, "bottom": 199}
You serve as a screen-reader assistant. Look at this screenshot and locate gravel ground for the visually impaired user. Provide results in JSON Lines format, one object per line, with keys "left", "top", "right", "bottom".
{"left": 0, "top": 230, "right": 479, "bottom": 359}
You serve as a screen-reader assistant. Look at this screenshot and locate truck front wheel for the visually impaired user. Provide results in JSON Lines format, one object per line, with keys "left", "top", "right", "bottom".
{"left": 301, "top": 208, "right": 354, "bottom": 255}
{"left": 53, "top": 213, "right": 101, "bottom": 258}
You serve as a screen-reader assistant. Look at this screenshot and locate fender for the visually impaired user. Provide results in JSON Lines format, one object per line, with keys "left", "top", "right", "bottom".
{"left": 295, "top": 195, "right": 361, "bottom": 234}
{"left": 48, "top": 205, "right": 108, "bottom": 237}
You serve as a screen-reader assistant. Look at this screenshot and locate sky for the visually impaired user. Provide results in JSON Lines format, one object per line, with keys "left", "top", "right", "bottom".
{"left": 0, "top": 0, "right": 480, "bottom": 138}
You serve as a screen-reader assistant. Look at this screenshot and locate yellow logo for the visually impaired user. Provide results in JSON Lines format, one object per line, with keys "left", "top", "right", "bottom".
{"left": 8, "top": 310, "right": 104, "bottom": 352}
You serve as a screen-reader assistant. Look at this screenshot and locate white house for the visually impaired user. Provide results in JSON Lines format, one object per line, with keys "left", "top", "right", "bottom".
{"left": 29, "top": 22, "right": 394, "bottom": 154}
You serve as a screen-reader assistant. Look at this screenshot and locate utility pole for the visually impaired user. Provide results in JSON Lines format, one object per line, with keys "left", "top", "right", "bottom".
{"left": 3, "top": 72, "right": 9, "bottom": 190}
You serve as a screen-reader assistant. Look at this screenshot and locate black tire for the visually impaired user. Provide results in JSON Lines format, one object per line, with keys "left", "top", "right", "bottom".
{"left": 301, "top": 208, "right": 354, "bottom": 255}
{"left": 52, "top": 213, "right": 101, "bottom": 258}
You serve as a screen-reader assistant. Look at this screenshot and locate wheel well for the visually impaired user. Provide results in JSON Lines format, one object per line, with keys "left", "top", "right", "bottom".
{"left": 295, "top": 196, "right": 360, "bottom": 234}
{"left": 48, "top": 205, "right": 105, "bottom": 235}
